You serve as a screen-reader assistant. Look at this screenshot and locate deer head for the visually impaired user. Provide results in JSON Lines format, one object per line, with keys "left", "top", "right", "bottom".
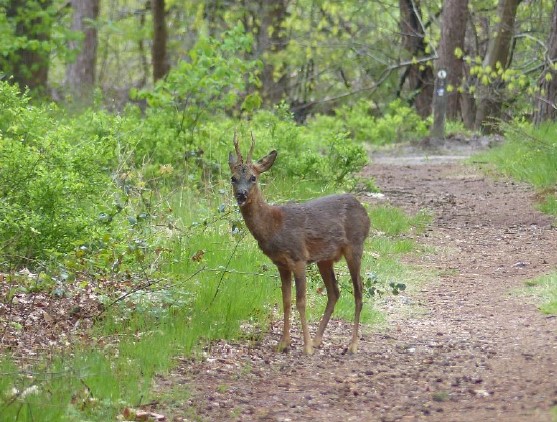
{"left": 228, "top": 132, "right": 277, "bottom": 207}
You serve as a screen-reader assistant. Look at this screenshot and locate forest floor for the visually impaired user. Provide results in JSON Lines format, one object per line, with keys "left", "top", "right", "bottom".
{"left": 152, "top": 136, "right": 557, "bottom": 421}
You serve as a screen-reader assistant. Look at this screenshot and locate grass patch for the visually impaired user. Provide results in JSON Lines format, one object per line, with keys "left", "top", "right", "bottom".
{"left": 474, "top": 122, "right": 557, "bottom": 217}
{"left": 537, "top": 194, "right": 557, "bottom": 216}
{"left": 475, "top": 123, "right": 557, "bottom": 189}
{"left": 522, "top": 272, "right": 557, "bottom": 315}
{"left": 369, "top": 204, "right": 431, "bottom": 236}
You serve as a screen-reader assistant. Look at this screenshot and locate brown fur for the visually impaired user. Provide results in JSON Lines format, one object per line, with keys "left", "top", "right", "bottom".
{"left": 229, "top": 135, "right": 370, "bottom": 354}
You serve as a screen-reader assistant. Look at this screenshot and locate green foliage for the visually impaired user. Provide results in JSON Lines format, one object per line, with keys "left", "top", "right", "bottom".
{"left": 365, "top": 271, "right": 406, "bottom": 298}
{"left": 538, "top": 194, "right": 557, "bottom": 216}
{"left": 130, "top": 24, "right": 261, "bottom": 166}
{"left": 0, "top": 82, "right": 177, "bottom": 283}
{"left": 0, "top": 83, "right": 116, "bottom": 266}
{"left": 118, "top": 99, "right": 370, "bottom": 196}
{"left": 369, "top": 204, "right": 431, "bottom": 236}
{"left": 0, "top": 0, "right": 76, "bottom": 86}
{"left": 475, "top": 121, "right": 557, "bottom": 192}
{"left": 307, "top": 99, "right": 429, "bottom": 145}
{"left": 475, "top": 121, "right": 557, "bottom": 220}
{"left": 253, "top": 106, "right": 369, "bottom": 186}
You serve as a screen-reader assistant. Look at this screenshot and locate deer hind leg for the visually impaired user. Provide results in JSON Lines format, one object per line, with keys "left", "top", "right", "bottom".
{"left": 345, "top": 247, "right": 364, "bottom": 354}
{"left": 293, "top": 262, "right": 313, "bottom": 355}
{"left": 313, "top": 260, "right": 340, "bottom": 348}
{"left": 277, "top": 267, "right": 292, "bottom": 353}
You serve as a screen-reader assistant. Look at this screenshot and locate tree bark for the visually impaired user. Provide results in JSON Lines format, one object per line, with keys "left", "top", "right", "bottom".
{"left": 66, "top": 0, "right": 101, "bottom": 105}
{"left": 434, "top": 0, "right": 469, "bottom": 120}
{"left": 152, "top": 0, "right": 169, "bottom": 82}
{"left": 256, "top": 0, "right": 289, "bottom": 105}
{"left": 534, "top": 1, "right": 557, "bottom": 124}
{"left": 398, "top": 0, "right": 434, "bottom": 118}
{"left": 474, "top": 0, "right": 521, "bottom": 132}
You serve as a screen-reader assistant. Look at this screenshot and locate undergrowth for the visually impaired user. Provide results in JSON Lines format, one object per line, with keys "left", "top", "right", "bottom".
{"left": 475, "top": 121, "right": 557, "bottom": 217}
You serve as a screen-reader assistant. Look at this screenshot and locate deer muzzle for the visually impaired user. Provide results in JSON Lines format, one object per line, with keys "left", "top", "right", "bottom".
{"left": 235, "top": 190, "right": 248, "bottom": 206}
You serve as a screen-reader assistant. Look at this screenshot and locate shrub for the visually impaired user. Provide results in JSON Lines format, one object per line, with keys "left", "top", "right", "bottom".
{"left": 0, "top": 82, "right": 116, "bottom": 267}
{"left": 130, "top": 23, "right": 261, "bottom": 167}
{"left": 307, "top": 99, "right": 428, "bottom": 145}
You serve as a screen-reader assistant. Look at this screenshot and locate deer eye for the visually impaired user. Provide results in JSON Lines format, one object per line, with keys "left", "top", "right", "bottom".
{"left": 250, "top": 175, "right": 256, "bottom": 182}
{"left": 231, "top": 176, "right": 237, "bottom": 184}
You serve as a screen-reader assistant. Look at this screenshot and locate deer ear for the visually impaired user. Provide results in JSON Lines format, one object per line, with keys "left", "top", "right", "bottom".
{"left": 254, "top": 150, "right": 277, "bottom": 174}
{"left": 228, "top": 152, "right": 239, "bottom": 171}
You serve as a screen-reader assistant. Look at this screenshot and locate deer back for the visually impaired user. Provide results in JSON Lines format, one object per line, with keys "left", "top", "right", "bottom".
{"left": 252, "top": 194, "right": 370, "bottom": 266}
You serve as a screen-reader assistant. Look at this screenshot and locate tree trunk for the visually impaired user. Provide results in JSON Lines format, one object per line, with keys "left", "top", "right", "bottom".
{"left": 66, "top": 0, "right": 101, "bottom": 105}
{"left": 534, "top": 1, "right": 557, "bottom": 124}
{"left": 398, "top": 0, "right": 434, "bottom": 118}
{"left": 434, "top": 0, "right": 469, "bottom": 120}
{"left": 256, "top": 0, "right": 289, "bottom": 105}
{"left": 474, "top": 0, "right": 521, "bottom": 132}
{"left": 152, "top": 0, "right": 169, "bottom": 82}
{"left": 6, "top": 0, "right": 52, "bottom": 93}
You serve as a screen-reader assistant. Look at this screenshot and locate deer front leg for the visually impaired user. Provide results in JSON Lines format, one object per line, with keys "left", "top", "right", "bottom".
{"left": 277, "top": 267, "right": 292, "bottom": 353}
{"left": 294, "top": 262, "right": 313, "bottom": 355}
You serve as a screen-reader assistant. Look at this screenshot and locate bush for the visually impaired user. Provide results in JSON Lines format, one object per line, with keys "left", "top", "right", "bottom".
{"left": 0, "top": 82, "right": 117, "bottom": 267}
{"left": 199, "top": 104, "right": 369, "bottom": 188}
{"left": 130, "top": 23, "right": 261, "bottom": 167}
{"left": 307, "top": 99, "right": 428, "bottom": 145}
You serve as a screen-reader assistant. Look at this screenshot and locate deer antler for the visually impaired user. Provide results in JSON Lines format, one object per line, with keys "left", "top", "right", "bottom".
{"left": 233, "top": 131, "right": 243, "bottom": 163}
{"left": 247, "top": 131, "right": 256, "bottom": 163}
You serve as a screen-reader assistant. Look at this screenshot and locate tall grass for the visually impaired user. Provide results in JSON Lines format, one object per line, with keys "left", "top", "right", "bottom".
{"left": 475, "top": 122, "right": 557, "bottom": 193}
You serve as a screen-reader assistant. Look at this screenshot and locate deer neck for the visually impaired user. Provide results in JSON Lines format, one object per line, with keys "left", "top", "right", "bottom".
{"left": 239, "top": 186, "right": 280, "bottom": 241}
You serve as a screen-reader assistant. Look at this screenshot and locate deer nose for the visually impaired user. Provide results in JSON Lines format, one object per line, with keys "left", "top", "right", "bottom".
{"left": 235, "top": 190, "right": 248, "bottom": 205}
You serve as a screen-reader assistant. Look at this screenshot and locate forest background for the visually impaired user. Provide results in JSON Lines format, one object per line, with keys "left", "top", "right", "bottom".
{"left": 1, "top": 0, "right": 557, "bottom": 420}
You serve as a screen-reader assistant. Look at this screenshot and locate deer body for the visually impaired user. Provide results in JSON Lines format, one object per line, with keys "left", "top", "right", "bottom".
{"left": 229, "top": 136, "right": 370, "bottom": 354}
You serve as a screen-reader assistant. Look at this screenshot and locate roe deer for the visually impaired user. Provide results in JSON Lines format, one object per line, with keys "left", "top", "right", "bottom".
{"left": 228, "top": 134, "right": 370, "bottom": 354}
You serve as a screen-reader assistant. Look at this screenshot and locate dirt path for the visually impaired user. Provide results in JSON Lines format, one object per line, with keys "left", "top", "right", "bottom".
{"left": 156, "top": 156, "right": 557, "bottom": 421}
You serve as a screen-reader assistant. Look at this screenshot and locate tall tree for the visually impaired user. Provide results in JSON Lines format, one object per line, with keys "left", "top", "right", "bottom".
{"left": 474, "top": 0, "right": 522, "bottom": 131}
{"left": 398, "top": 0, "right": 434, "bottom": 118}
{"left": 434, "top": 0, "right": 469, "bottom": 120}
{"left": 5, "top": 0, "right": 53, "bottom": 92}
{"left": 534, "top": 1, "right": 557, "bottom": 124}
{"left": 255, "top": 0, "right": 289, "bottom": 105}
{"left": 152, "top": 0, "right": 169, "bottom": 82}
{"left": 65, "top": 0, "right": 100, "bottom": 104}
